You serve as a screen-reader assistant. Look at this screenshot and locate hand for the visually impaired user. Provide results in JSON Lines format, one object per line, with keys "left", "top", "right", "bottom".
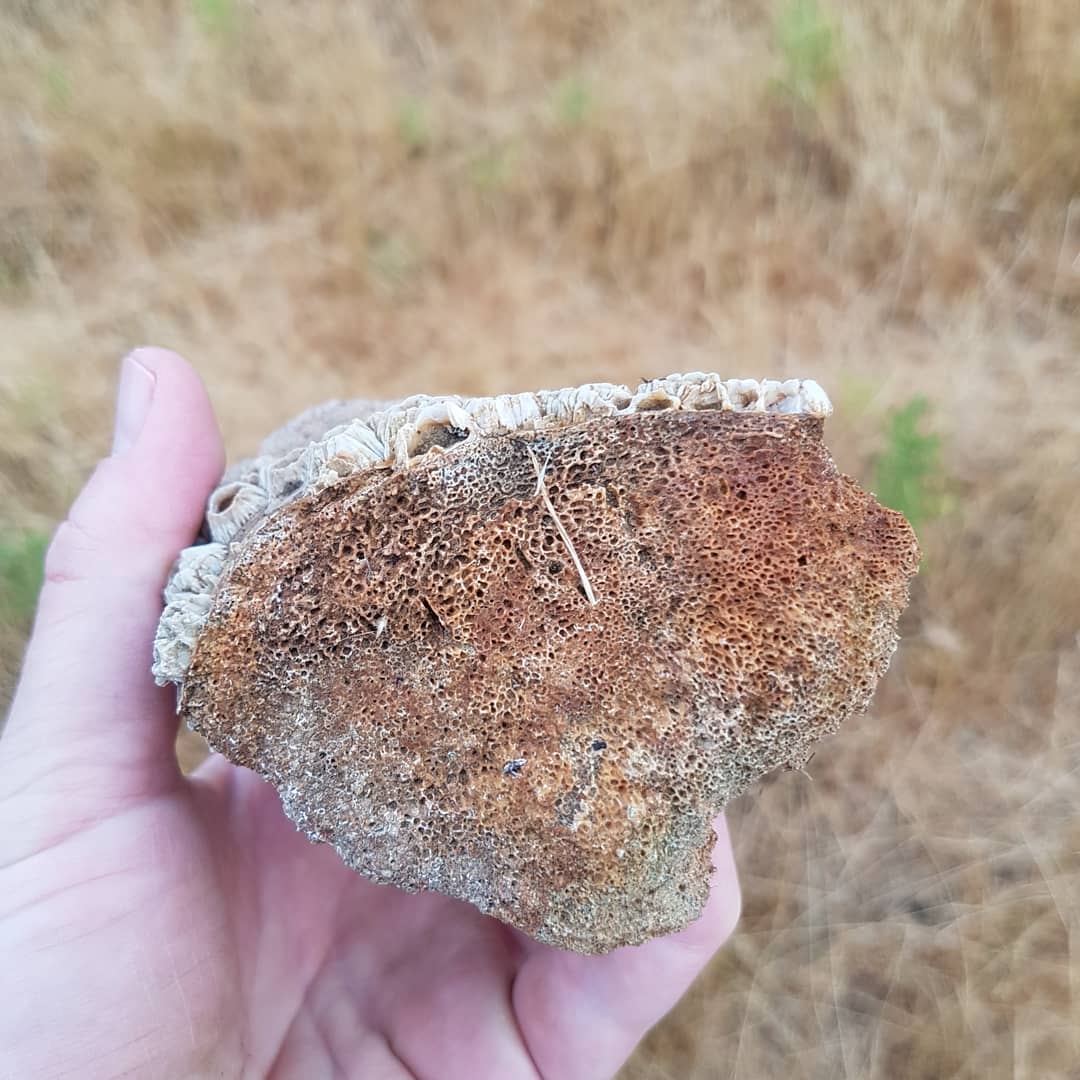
{"left": 0, "top": 350, "right": 741, "bottom": 1080}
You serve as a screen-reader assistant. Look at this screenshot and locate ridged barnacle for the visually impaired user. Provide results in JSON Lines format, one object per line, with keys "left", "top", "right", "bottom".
{"left": 154, "top": 373, "right": 919, "bottom": 953}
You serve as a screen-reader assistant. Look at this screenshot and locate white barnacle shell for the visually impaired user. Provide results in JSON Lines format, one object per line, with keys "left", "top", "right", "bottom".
{"left": 163, "top": 542, "right": 227, "bottom": 606}
{"left": 152, "top": 591, "right": 215, "bottom": 687}
{"left": 460, "top": 392, "right": 544, "bottom": 434}
{"left": 629, "top": 378, "right": 683, "bottom": 412}
{"left": 671, "top": 373, "right": 732, "bottom": 411}
{"left": 798, "top": 379, "right": 833, "bottom": 418}
{"left": 760, "top": 378, "right": 803, "bottom": 414}
{"left": 536, "top": 382, "right": 632, "bottom": 424}
{"left": 206, "top": 481, "right": 268, "bottom": 544}
{"left": 391, "top": 400, "right": 474, "bottom": 465}
{"left": 726, "top": 379, "right": 764, "bottom": 411}
{"left": 153, "top": 543, "right": 228, "bottom": 685}
{"left": 316, "top": 421, "right": 389, "bottom": 482}
{"left": 493, "top": 392, "right": 543, "bottom": 431}
{"left": 260, "top": 445, "right": 311, "bottom": 505}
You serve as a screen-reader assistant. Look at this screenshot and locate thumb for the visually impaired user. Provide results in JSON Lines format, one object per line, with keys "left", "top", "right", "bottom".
{"left": 2, "top": 349, "right": 224, "bottom": 807}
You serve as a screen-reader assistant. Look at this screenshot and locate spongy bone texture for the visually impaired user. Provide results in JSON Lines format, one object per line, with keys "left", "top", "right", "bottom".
{"left": 159, "top": 374, "right": 919, "bottom": 954}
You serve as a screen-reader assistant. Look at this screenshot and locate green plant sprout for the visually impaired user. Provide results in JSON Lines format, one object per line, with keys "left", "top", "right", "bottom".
{"left": 553, "top": 75, "right": 593, "bottom": 127}
{"left": 44, "top": 61, "right": 72, "bottom": 111}
{"left": 773, "top": 0, "right": 842, "bottom": 109}
{"left": 0, "top": 529, "right": 48, "bottom": 626}
{"left": 191, "top": 0, "right": 237, "bottom": 39}
{"left": 397, "top": 98, "right": 431, "bottom": 153}
{"left": 365, "top": 228, "right": 417, "bottom": 287}
{"left": 873, "top": 395, "right": 948, "bottom": 535}
{"left": 468, "top": 143, "right": 515, "bottom": 192}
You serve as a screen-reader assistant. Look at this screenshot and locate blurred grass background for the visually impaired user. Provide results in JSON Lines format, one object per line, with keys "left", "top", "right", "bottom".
{"left": 1, "top": 1, "right": 1078, "bottom": 1076}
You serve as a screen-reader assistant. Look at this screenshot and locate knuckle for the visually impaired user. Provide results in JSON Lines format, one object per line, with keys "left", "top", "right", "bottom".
{"left": 43, "top": 518, "right": 98, "bottom": 587}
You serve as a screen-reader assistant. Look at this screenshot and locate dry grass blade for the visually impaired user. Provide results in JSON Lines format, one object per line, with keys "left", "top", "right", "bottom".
{"left": 527, "top": 445, "right": 598, "bottom": 606}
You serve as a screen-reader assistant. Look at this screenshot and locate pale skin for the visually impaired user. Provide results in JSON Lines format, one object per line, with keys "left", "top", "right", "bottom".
{"left": 0, "top": 350, "right": 741, "bottom": 1080}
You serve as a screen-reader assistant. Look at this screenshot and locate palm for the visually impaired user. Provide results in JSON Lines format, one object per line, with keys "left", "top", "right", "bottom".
{"left": 1, "top": 734, "right": 734, "bottom": 1080}
{"left": 0, "top": 352, "right": 739, "bottom": 1080}
{"left": 186, "top": 759, "right": 552, "bottom": 1078}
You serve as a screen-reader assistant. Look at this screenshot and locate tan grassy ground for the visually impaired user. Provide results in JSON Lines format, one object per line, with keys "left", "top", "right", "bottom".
{"left": 2, "top": 2, "right": 1078, "bottom": 1076}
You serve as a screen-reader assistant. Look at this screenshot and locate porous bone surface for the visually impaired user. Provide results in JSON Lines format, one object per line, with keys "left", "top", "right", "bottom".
{"left": 155, "top": 375, "right": 919, "bottom": 953}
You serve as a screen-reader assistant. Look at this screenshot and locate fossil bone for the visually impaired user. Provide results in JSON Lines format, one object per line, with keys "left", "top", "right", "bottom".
{"left": 154, "top": 373, "right": 919, "bottom": 953}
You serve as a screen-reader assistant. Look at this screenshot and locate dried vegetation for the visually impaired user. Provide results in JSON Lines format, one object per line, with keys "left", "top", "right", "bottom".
{"left": 1, "top": 0, "right": 1078, "bottom": 1075}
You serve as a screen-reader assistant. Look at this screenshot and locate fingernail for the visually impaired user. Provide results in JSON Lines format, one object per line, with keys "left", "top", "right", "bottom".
{"left": 111, "top": 354, "right": 157, "bottom": 457}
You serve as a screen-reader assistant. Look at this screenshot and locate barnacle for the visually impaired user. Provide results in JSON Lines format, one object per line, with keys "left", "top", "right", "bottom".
{"left": 155, "top": 374, "right": 919, "bottom": 953}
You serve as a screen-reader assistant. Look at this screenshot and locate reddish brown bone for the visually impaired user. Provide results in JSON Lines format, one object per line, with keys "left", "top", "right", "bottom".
{"left": 179, "top": 409, "right": 918, "bottom": 953}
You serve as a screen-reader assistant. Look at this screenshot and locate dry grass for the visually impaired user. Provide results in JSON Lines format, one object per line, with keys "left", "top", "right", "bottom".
{"left": 2, "top": 1, "right": 1078, "bottom": 1076}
